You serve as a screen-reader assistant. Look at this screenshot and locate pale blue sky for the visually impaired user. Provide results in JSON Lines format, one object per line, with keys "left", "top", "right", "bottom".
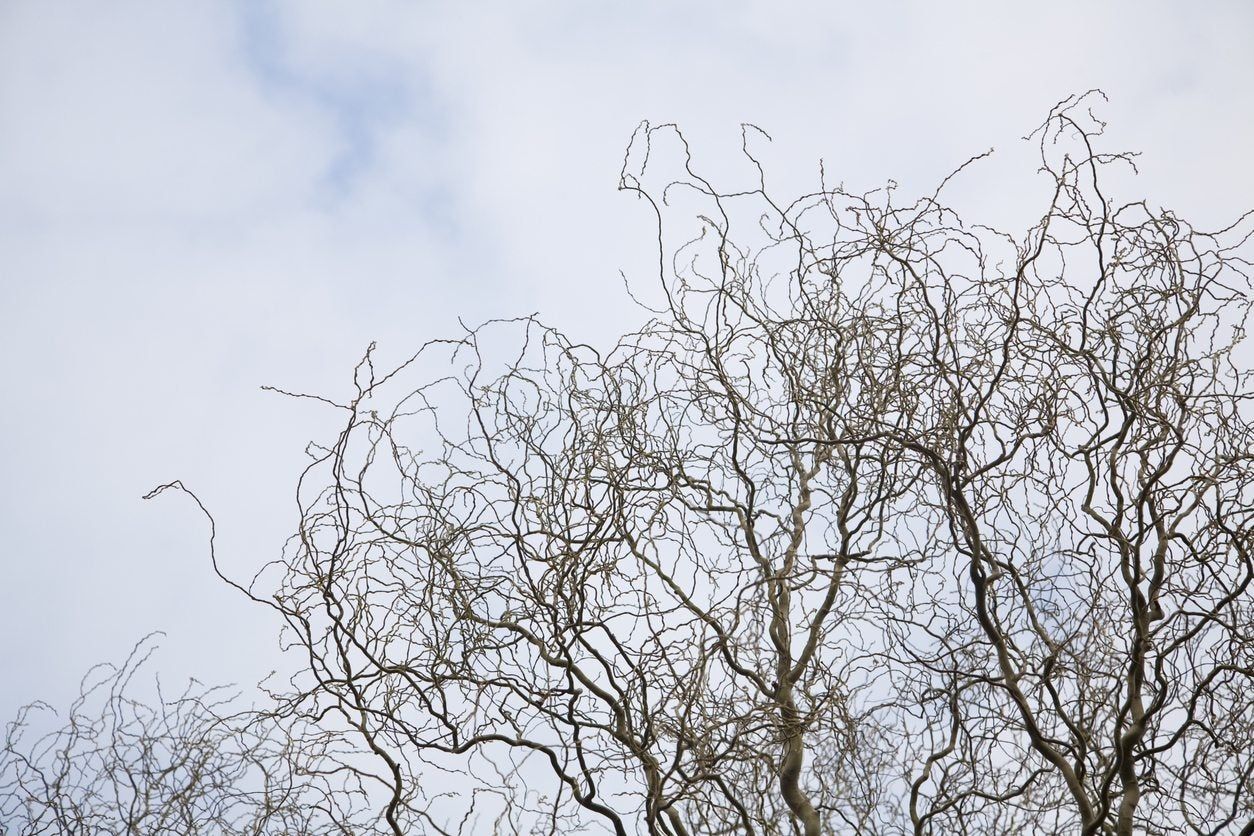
{"left": 1, "top": 0, "right": 1252, "bottom": 718}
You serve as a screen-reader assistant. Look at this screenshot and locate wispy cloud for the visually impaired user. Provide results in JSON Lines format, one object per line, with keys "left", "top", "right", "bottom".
{"left": 2, "top": 0, "right": 1251, "bottom": 719}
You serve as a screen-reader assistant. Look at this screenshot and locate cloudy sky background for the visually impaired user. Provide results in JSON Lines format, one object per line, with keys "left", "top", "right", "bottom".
{"left": 2, "top": 1, "right": 1253, "bottom": 717}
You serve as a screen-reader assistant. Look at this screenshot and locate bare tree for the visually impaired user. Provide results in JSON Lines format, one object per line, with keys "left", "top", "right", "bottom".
{"left": 0, "top": 636, "right": 392, "bottom": 834}
{"left": 4, "top": 93, "right": 1252, "bottom": 834}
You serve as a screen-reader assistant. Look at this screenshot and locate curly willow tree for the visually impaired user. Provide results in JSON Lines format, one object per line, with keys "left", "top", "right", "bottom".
{"left": 6, "top": 94, "right": 1254, "bottom": 835}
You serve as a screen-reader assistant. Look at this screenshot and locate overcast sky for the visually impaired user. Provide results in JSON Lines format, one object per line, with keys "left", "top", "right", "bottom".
{"left": 2, "top": 1, "right": 1252, "bottom": 717}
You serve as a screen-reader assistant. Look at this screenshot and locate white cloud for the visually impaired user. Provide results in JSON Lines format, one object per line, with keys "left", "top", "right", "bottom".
{"left": 1, "top": 0, "right": 1251, "bottom": 721}
{"left": 0, "top": 4, "right": 339, "bottom": 226}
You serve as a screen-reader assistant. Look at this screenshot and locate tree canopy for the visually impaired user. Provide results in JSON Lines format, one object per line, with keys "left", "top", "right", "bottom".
{"left": 5, "top": 93, "right": 1254, "bottom": 835}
